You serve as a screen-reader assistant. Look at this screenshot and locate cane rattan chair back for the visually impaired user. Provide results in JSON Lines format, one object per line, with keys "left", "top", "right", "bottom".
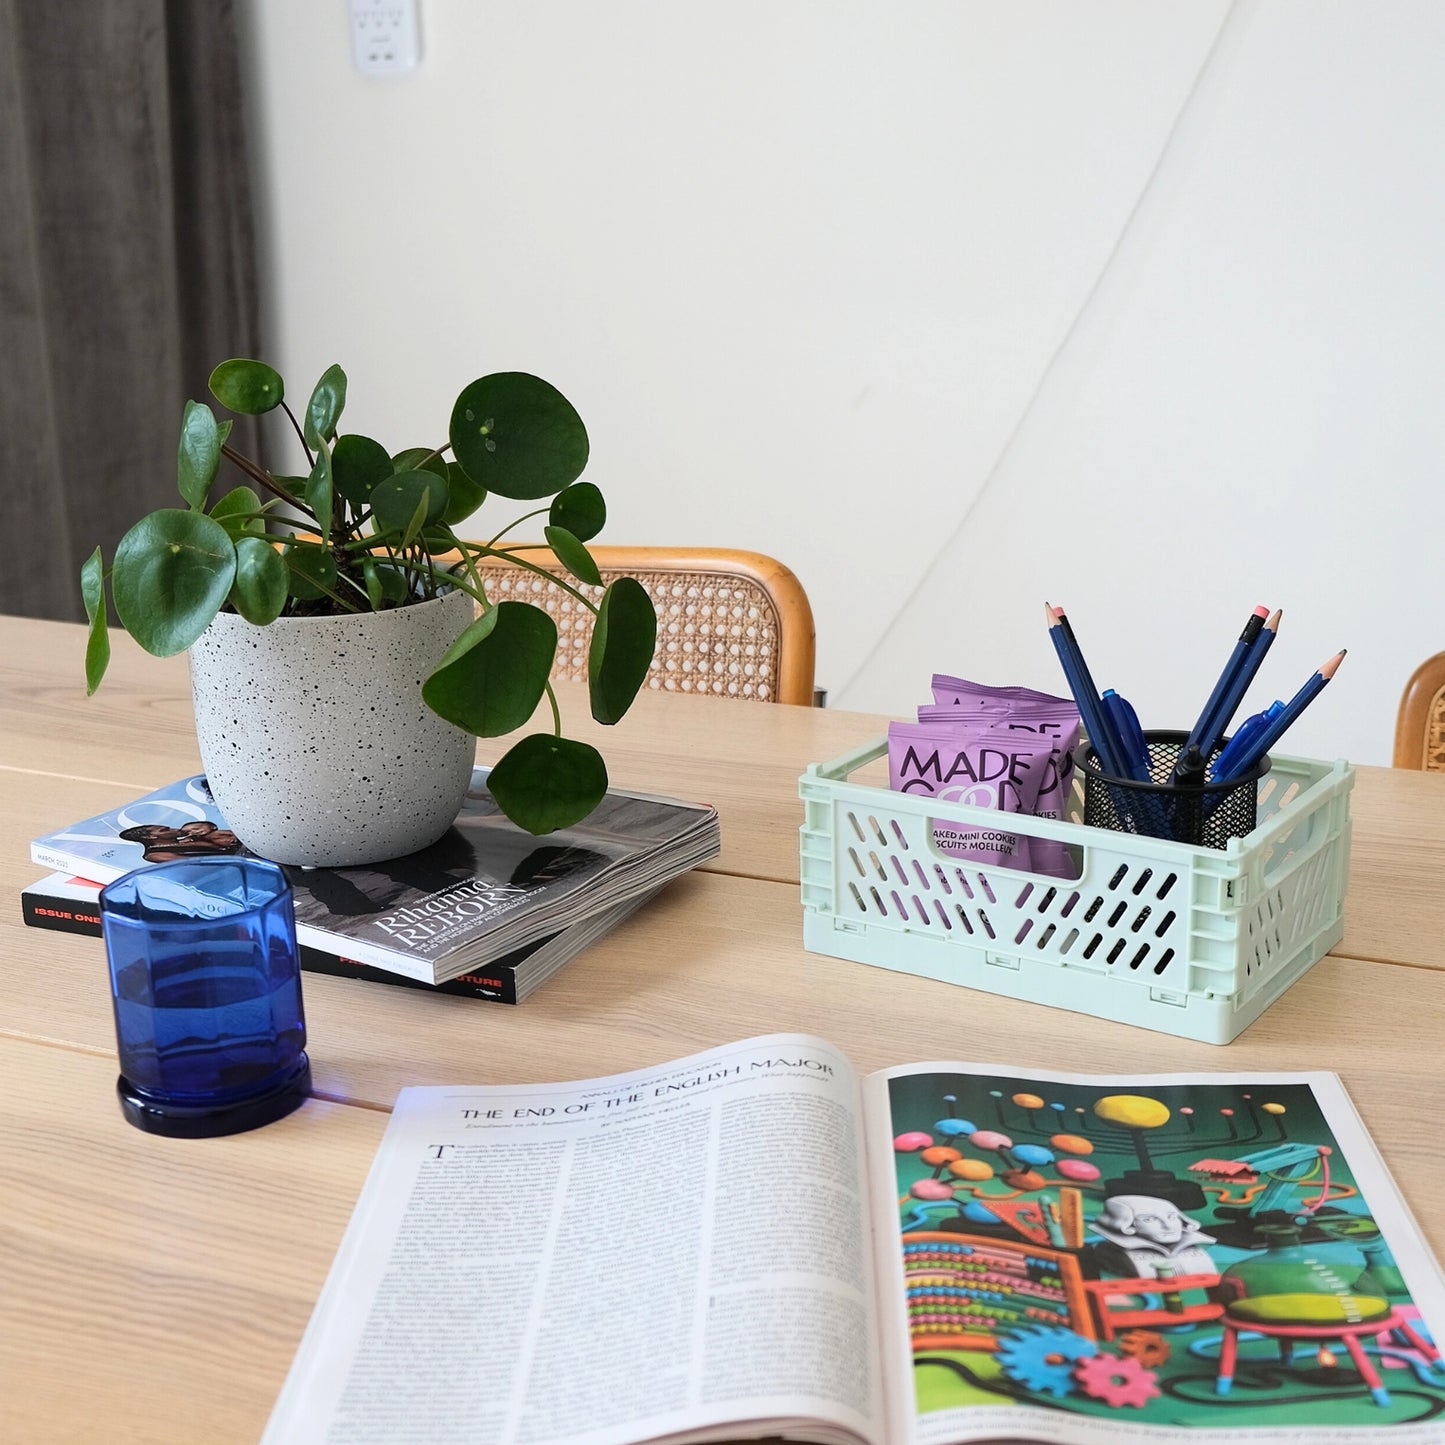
{"left": 464, "top": 546, "right": 817, "bottom": 706}
{"left": 1394, "top": 651, "right": 1445, "bottom": 771}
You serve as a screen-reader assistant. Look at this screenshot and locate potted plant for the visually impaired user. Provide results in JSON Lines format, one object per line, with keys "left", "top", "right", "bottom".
{"left": 81, "top": 359, "right": 657, "bottom": 867}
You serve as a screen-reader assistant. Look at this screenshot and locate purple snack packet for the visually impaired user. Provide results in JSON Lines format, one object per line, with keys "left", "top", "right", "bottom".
{"left": 918, "top": 700, "right": 1083, "bottom": 879}
{"left": 887, "top": 721, "right": 1052, "bottom": 871}
{"left": 931, "top": 674, "right": 1073, "bottom": 710}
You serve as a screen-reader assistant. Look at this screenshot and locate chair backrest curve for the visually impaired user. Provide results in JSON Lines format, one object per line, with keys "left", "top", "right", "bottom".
{"left": 461, "top": 544, "right": 817, "bottom": 707}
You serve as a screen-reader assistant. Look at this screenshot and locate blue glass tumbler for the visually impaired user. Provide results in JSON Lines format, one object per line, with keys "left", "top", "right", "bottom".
{"left": 99, "top": 857, "right": 310, "bottom": 1137}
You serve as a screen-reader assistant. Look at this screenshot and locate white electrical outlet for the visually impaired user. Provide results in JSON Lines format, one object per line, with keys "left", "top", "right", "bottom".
{"left": 348, "top": 0, "right": 421, "bottom": 76}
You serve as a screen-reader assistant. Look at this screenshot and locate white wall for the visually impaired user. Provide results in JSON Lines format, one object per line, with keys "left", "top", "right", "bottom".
{"left": 241, "top": 0, "right": 1442, "bottom": 764}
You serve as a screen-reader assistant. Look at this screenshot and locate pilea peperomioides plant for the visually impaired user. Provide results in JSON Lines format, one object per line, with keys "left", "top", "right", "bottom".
{"left": 82, "top": 359, "right": 657, "bottom": 834}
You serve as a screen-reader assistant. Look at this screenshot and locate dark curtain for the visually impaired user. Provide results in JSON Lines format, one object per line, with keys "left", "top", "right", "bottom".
{"left": 0, "top": 0, "right": 263, "bottom": 621}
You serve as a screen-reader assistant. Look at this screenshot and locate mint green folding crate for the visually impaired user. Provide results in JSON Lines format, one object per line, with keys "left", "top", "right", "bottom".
{"left": 798, "top": 738, "right": 1354, "bottom": 1045}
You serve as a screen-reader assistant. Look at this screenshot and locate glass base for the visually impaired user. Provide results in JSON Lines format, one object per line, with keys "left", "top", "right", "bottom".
{"left": 116, "top": 1054, "right": 311, "bottom": 1138}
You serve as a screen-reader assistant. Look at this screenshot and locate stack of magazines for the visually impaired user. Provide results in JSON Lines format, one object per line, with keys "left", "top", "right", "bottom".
{"left": 23, "top": 768, "right": 720, "bottom": 1004}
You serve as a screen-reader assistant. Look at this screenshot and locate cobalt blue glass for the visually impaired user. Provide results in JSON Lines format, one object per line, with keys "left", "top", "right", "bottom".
{"left": 99, "top": 857, "right": 310, "bottom": 1137}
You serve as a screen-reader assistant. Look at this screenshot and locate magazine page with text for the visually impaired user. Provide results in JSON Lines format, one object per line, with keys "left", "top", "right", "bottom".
{"left": 861, "top": 1061, "right": 1445, "bottom": 1445}
{"left": 263, "top": 1035, "right": 885, "bottom": 1445}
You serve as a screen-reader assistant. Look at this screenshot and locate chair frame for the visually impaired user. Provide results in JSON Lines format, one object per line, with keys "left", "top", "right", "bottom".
{"left": 1393, "top": 651, "right": 1445, "bottom": 770}
{"left": 466, "top": 544, "right": 818, "bottom": 707}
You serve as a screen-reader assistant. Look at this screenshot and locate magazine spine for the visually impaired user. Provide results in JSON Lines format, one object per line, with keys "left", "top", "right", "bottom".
{"left": 297, "top": 945, "right": 518, "bottom": 1005}
{"left": 18, "top": 887, "right": 517, "bottom": 1004}
{"left": 31, "top": 842, "right": 123, "bottom": 881}
{"left": 28, "top": 839, "right": 443, "bottom": 983}
{"left": 21, "top": 892, "right": 103, "bottom": 936}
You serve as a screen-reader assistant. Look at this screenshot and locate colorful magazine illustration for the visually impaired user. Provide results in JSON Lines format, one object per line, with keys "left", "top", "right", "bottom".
{"left": 870, "top": 1060, "right": 1445, "bottom": 1442}
{"left": 260, "top": 1034, "right": 1445, "bottom": 1445}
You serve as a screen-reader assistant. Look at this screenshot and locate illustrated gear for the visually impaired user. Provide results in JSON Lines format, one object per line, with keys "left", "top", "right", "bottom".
{"left": 994, "top": 1324, "right": 1098, "bottom": 1398}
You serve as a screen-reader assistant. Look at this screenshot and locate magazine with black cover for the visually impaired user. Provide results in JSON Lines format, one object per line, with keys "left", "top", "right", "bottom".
{"left": 29, "top": 768, "right": 720, "bottom": 986}
{"left": 261, "top": 1034, "right": 1445, "bottom": 1445}
{"left": 20, "top": 870, "right": 665, "bottom": 1004}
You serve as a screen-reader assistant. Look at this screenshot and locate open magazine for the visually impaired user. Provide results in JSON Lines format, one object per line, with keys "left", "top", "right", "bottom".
{"left": 263, "top": 1035, "right": 1445, "bottom": 1445}
{"left": 29, "top": 768, "right": 720, "bottom": 986}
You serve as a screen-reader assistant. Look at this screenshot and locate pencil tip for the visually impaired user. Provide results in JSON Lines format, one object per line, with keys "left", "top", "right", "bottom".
{"left": 1321, "top": 650, "right": 1347, "bottom": 679}
{"left": 1266, "top": 608, "right": 1282, "bottom": 629}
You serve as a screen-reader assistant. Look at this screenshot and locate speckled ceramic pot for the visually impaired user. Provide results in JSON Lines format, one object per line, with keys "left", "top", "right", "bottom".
{"left": 187, "top": 587, "right": 476, "bottom": 866}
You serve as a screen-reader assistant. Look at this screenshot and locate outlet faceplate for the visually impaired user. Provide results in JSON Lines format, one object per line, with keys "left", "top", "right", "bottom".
{"left": 348, "top": 0, "right": 421, "bottom": 76}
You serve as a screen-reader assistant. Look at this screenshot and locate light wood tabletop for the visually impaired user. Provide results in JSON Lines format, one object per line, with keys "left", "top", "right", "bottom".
{"left": 2, "top": 1035, "right": 387, "bottom": 1444}
{"left": 4, "top": 612, "right": 1445, "bottom": 1443}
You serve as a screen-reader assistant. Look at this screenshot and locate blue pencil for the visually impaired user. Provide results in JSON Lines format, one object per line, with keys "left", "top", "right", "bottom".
{"left": 1173, "top": 605, "right": 1270, "bottom": 784}
{"left": 1045, "top": 604, "right": 1130, "bottom": 779}
{"left": 1212, "top": 650, "right": 1347, "bottom": 782}
{"left": 1208, "top": 607, "right": 1281, "bottom": 753}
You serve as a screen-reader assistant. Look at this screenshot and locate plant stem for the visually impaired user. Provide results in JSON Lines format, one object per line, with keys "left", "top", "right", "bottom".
{"left": 221, "top": 444, "right": 308, "bottom": 512}
{"left": 544, "top": 681, "right": 562, "bottom": 735}
{"left": 454, "top": 541, "right": 600, "bottom": 614}
{"left": 414, "top": 441, "right": 453, "bottom": 470}
{"left": 487, "top": 507, "right": 550, "bottom": 546}
{"left": 406, "top": 558, "right": 485, "bottom": 607}
{"left": 282, "top": 554, "right": 362, "bottom": 612}
{"left": 281, "top": 400, "right": 314, "bottom": 468}
{"left": 453, "top": 539, "right": 490, "bottom": 607}
{"left": 331, "top": 565, "right": 371, "bottom": 600}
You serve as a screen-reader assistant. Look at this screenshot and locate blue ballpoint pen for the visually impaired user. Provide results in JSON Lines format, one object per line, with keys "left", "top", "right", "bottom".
{"left": 1210, "top": 700, "right": 1285, "bottom": 781}
{"left": 1102, "top": 689, "right": 1149, "bottom": 780}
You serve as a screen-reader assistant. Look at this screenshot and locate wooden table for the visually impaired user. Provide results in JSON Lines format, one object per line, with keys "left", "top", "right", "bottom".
{"left": 4, "top": 614, "right": 1444, "bottom": 1442}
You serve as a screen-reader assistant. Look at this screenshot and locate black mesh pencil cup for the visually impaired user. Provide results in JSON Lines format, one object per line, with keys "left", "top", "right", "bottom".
{"left": 1076, "top": 729, "right": 1271, "bottom": 848}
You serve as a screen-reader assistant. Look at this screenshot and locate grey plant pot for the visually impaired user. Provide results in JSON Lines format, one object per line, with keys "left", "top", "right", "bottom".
{"left": 188, "top": 587, "right": 477, "bottom": 867}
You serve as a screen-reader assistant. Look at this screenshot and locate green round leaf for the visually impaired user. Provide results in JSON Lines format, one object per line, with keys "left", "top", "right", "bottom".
{"left": 375, "top": 559, "right": 411, "bottom": 604}
{"left": 80, "top": 545, "right": 111, "bottom": 694}
{"left": 230, "top": 535, "right": 289, "bottom": 625}
{"left": 443, "top": 460, "right": 487, "bottom": 525}
{"left": 420, "top": 524, "right": 457, "bottom": 554}
{"left": 588, "top": 576, "right": 657, "bottom": 725}
{"left": 209, "top": 358, "right": 284, "bottom": 415}
{"left": 306, "top": 444, "right": 334, "bottom": 544}
{"left": 332, "top": 434, "right": 394, "bottom": 507}
{"left": 177, "top": 399, "right": 223, "bottom": 509}
{"left": 544, "top": 525, "right": 602, "bottom": 587}
{"left": 392, "top": 447, "right": 449, "bottom": 482}
{"left": 485, "top": 734, "right": 608, "bottom": 834}
{"left": 361, "top": 555, "right": 384, "bottom": 610}
{"left": 549, "top": 481, "right": 605, "bottom": 542}
{"left": 283, "top": 539, "right": 339, "bottom": 600}
{"left": 304, "top": 364, "right": 347, "bottom": 448}
{"left": 448, "top": 372, "right": 589, "bottom": 501}
{"left": 272, "top": 475, "right": 309, "bottom": 503}
{"left": 209, "top": 485, "right": 267, "bottom": 540}
{"left": 112, "top": 510, "right": 237, "bottom": 656}
{"left": 371, "top": 469, "right": 449, "bottom": 540}
{"left": 422, "top": 601, "right": 557, "bottom": 736}
{"left": 361, "top": 555, "right": 411, "bottom": 606}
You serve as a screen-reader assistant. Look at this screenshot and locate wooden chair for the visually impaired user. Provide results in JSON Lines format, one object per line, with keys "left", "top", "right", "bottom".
{"left": 1393, "top": 652, "right": 1445, "bottom": 771}
{"left": 462, "top": 546, "right": 817, "bottom": 706}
